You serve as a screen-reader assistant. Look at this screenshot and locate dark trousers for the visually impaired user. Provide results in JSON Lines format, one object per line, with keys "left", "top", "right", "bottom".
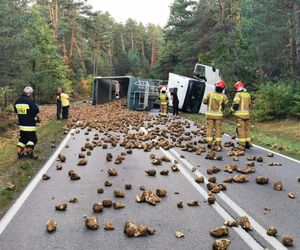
{"left": 62, "top": 105, "right": 69, "bottom": 119}
{"left": 173, "top": 101, "right": 179, "bottom": 115}
{"left": 56, "top": 102, "right": 62, "bottom": 120}
{"left": 19, "top": 131, "right": 38, "bottom": 147}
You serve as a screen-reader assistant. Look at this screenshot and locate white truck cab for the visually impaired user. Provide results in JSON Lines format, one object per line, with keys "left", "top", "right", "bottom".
{"left": 167, "top": 64, "right": 222, "bottom": 114}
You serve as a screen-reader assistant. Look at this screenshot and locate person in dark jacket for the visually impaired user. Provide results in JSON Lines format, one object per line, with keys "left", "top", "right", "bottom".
{"left": 171, "top": 92, "right": 179, "bottom": 116}
{"left": 14, "top": 86, "right": 40, "bottom": 159}
{"left": 56, "top": 87, "right": 62, "bottom": 120}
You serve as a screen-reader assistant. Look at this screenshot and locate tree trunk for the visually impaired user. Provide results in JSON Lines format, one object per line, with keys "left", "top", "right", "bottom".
{"left": 75, "top": 38, "right": 87, "bottom": 76}
{"left": 53, "top": 0, "right": 59, "bottom": 38}
{"left": 131, "top": 30, "right": 134, "bottom": 49}
{"left": 62, "top": 35, "right": 68, "bottom": 62}
{"left": 287, "top": 0, "right": 296, "bottom": 79}
{"left": 141, "top": 41, "right": 145, "bottom": 56}
{"left": 69, "top": 23, "right": 75, "bottom": 68}
{"left": 108, "top": 43, "right": 113, "bottom": 64}
{"left": 150, "top": 33, "right": 156, "bottom": 67}
{"left": 120, "top": 32, "right": 126, "bottom": 51}
{"left": 294, "top": 2, "right": 300, "bottom": 74}
{"left": 219, "top": 0, "right": 225, "bottom": 22}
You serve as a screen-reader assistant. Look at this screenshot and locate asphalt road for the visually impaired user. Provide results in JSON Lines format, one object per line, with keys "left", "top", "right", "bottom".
{"left": 0, "top": 114, "right": 299, "bottom": 250}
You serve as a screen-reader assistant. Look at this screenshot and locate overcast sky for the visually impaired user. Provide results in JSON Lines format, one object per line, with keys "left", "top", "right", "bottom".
{"left": 86, "top": 0, "right": 174, "bottom": 27}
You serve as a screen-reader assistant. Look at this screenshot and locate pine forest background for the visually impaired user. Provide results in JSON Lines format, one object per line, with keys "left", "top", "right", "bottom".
{"left": 1, "top": 0, "right": 300, "bottom": 120}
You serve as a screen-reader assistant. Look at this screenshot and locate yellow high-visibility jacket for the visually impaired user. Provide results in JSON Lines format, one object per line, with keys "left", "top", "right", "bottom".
{"left": 203, "top": 92, "right": 228, "bottom": 120}
{"left": 159, "top": 93, "right": 168, "bottom": 105}
{"left": 233, "top": 91, "right": 251, "bottom": 119}
{"left": 61, "top": 93, "right": 70, "bottom": 107}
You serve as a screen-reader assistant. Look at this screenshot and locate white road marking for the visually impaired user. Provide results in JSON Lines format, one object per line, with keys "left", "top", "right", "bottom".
{"left": 224, "top": 133, "right": 300, "bottom": 164}
{"left": 161, "top": 148, "right": 264, "bottom": 250}
{"left": 0, "top": 129, "right": 74, "bottom": 235}
{"left": 169, "top": 148, "right": 288, "bottom": 250}
{"left": 141, "top": 126, "right": 266, "bottom": 248}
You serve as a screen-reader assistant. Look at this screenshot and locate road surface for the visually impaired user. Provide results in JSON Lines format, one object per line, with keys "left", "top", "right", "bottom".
{"left": 0, "top": 113, "right": 299, "bottom": 250}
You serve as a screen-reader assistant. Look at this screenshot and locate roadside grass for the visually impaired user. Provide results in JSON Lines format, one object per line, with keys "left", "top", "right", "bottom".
{"left": 0, "top": 119, "right": 67, "bottom": 216}
{"left": 185, "top": 113, "right": 300, "bottom": 160}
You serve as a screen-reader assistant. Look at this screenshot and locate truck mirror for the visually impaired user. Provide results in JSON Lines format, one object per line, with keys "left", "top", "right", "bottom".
{"left": 199, "top": 76, "right": 207, "bottom": 81}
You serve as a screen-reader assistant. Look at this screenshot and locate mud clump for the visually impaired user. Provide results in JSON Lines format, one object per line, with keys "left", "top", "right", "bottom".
{"left": 273, "top": 181, "right": 283, "bottom": 191}
{"left": 195, "top": 176, "right": 205, "bottom": 183}
{"left": 46, "top": 220, "right": 57, "bottom": 233}
{"left": 55, "top": 203, "right": 67, "bottom": 211}
{"left": 108, "top": 168, "right": 118, "bottom": 176}
{"left": 282, "top": 236, "right": 293, "bottom": 246}
{"left": 156, "top": 188, "right": 167, "bottom": 197}
{"left": 85, "top": 216, "right": 99, "bottom": 230}
{"left": 145, "top": 169, "right": 156, "bottom": 176}
{"left": 104, "top": 222, "right": 115, "bottom": 230}
{"left": 102, "top": 199, "right": 113, "bottom": 207}
{"left": 77, "top": 159, "right": 87, "bottom": 166}
{"left": 267, "top": 226, "right": 278, "bottom": 236}
{"left": 239, "top": 216, "right": 252, "bottom": 231}
{"left": 58, "top": 154, "right": 66, "bottom": 162}
{"left": 114, "top": 189, "right": 125, "bottom": 198}
{"left": 187, "top": 200, "right": 199, "bottom": 206}
{"left": 256, "top": 176, "right": 269, "bottom": 185}
{"left": 124, "top": 221, "right": 155, "bottom": 237}
{"left": 113, "top": 202, "right": 126, "bottom": 209}
{"left": 212, "top": 239, "right": 231, "bottom": 250}
{"left": 42, "top": 174, "right": 51, "bottom": 180}
{"left": 93, "top": 203, "right": 103, "bottom": 213}
{"left": 136, "top": 189, "right": 161, "bottom": 206}
{"left": 210, "top": 226, "right": 229, "bottom": 238}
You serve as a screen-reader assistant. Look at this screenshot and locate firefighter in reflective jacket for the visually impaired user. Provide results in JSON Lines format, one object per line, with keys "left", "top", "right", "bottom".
{"left": 231, "top": 81, "right": 252, "bottom": 149}
{"left": 203, "top": 81, "right": 229, "bottom": 149}
{"left": 14, "top": 86, "right": 40, "bottom": 159}
{"left": 159, "top": 88, "right": 169, "bottom": 116}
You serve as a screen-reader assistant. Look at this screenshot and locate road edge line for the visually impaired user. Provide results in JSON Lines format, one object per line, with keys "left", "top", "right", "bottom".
{"left": 169, "top": 148, "right": 288, "bottom": 250}
{"left": 0, "top": 129, "right": 75, "bottom": 235}
{"left": 160, "top": 148, "right": 264, "bottom": 250}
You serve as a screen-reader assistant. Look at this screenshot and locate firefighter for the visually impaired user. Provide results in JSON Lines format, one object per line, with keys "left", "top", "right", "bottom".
{"left": 159, "top": 88, "right": 169, "bottom": 116}
{"left": 231, "top": 81, "right": 252, "bottom": 149}
{"left": 115, "top": 80, "right": 120, "bottom": 99}
{"left": 61, "top": 88, "right": 70, "bottom": 119}
{"left": 14, "top": 86, "right": 40, "bottom": 159}
{"left": 203, "top": 81, "right": 229, "bottom": 150}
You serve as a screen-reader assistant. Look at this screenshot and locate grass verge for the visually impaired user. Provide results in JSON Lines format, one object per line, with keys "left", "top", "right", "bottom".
{"left": 0, "top": 119, "right": 67, "bottom": 216}
{"left": 185, "top": 114, "right": 300, "bottom": 160}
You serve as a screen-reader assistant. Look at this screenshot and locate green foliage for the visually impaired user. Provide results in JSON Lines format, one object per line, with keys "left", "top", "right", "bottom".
{"left": 22, "top": 7, "right": 68, "bottom": 103}
{"left": 253, "top": 82, "right": 300, "bottom": 121}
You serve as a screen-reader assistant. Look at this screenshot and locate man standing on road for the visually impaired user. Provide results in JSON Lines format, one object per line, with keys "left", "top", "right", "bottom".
{"left": 60, "top": 88, "right": 70, "bottom": 119}
{"left": 159, "top": 87, "right": 169, "bottom": 116}
{"left": 56, "top": 87, "right": 62, "bottom": 120}
{"left": 231, "top": 81, "right": 252, "bottom": 149}
{"left": 14, "top": 86, "right": 39, "bottom": 159}
{"left": 171, "top": 91, "right": 179, "bottom": 116}
{"left": 203, "top": 81, "right": 229, "bottom": 150}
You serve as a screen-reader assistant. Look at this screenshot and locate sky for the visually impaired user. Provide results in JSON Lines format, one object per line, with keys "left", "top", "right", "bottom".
{"left": 86, "top": 0, "right": 174, "bottom": 27}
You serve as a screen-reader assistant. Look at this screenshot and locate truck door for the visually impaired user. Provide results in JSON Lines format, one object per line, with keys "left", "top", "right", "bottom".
{"left": 182, "top": 80, "right": 206, "bottom": 113}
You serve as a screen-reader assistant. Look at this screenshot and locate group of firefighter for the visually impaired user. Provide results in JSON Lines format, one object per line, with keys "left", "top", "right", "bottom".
{"left": 159, "top": 81, "right": 252, "bottom": 151}
{"left": 14, "top": 80, "right": 250, "bottom": 159}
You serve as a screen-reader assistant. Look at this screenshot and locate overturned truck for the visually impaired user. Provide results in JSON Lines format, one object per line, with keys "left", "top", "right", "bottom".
{"left": 92, "top": 76, "right": 162, "bottom": 111}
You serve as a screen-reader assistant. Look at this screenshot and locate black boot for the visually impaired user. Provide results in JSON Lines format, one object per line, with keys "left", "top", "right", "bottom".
{"left": 26, "top": 147, "right": 39, "bottom": 160}
{"left": 27, "top": 154, "right": 38, "bottom": 160}
{"left": 245, "top": 142, "right": 252, "bottom": 149}
{"left": 18, "top": 154, "right": 27, "bottom": 159}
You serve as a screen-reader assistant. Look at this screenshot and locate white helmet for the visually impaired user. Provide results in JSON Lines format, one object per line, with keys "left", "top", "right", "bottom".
{"left": 161, "top": 86, "right": 167, "bottom": 92}
{"left": 23, "top": 86, "right": 33, "bottom": 94}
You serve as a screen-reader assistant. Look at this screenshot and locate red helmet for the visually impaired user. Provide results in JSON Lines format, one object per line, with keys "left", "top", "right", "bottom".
{"left": 234, "top": 81, "right": 244, "bottom": 90}
{"left": 216, "top": 80, "right": 225, "bottom": 89}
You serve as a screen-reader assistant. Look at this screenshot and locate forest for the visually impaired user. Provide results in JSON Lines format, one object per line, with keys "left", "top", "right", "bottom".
{"left": 0, "top": 0, "right": 300, "bottom": 120}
